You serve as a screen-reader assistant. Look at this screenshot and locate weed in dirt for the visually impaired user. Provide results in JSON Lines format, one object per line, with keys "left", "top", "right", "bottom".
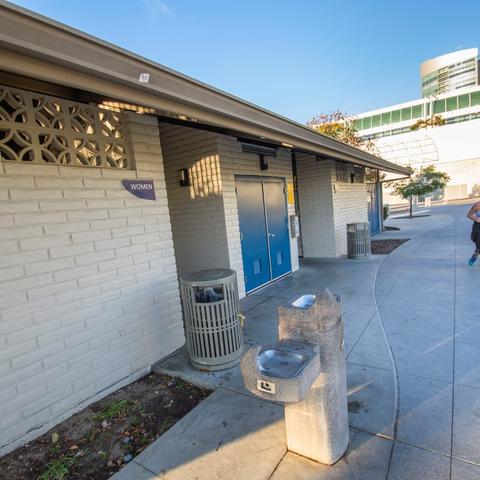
{"left": 129, "top": 415, "right": 141, "bottom": 427}
{"left": 38, "top": 455, "right": 76, "bottom": 480}
{"left": 49, "top": 445, "right": 61, "bottom": 457}
{"left": 174, "top": 379, "right": 188, "bottom": 391}
{"left": 93, "top": 400, "right": 130, "bottom": 421}
{"left": 160, "top": 419, "right": 175, "bottom": 431}
{"left": 136, "top": 404, "right": 147, "bottom": 417}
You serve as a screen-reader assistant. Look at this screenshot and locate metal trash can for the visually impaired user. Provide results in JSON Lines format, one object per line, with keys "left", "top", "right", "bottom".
{"left": 346, "top": 222, "right": 371, "bottom": 258}
{"left": 180, "top": 268, "right": 243, "bottom": 371}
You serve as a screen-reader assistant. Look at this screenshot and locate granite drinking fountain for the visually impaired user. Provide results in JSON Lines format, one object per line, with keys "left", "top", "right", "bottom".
{"left": 240, "top": 289, "right": 349, "bottom": 465}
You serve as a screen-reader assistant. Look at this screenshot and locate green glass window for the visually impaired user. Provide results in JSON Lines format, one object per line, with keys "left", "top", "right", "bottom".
{"left": 353, "top": 119, "right": 362, "bottom": 130}
{"left": 411, "top": 105, "right": 423, "bottom": 119}
{"left": 458, "top": 94, "right": 470, "bottom": 109}
{"left": 372, "top": 115, "right": 381, "bottom": 127}
{"left": 446, "top": 96, "right": 458, "bottom": 111}
{"left": 362, "top": 117, "right": 372, "bottom": 129}
{"left": 381, "top": 112, "right": 391, "bottom": 125}
{"left": 401, "top": 107, "right": 411, "bottom": 121}
{"left": 470, "top": 91, "right": 480, "bottom": 106}
{"left": 391, "top": 110, "right": 401, "bottom": 123}
{"left": 433, "top": 99, "right": 445, "bottom": 114}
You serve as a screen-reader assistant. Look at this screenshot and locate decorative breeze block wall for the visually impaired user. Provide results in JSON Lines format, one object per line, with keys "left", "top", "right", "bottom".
{"left": 0, "top": 84, "right": 129, "bottom": 168}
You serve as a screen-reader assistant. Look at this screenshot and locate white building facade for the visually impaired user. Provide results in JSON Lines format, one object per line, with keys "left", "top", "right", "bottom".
{"left": 354, "top": 49, "right": 480, "bottom": 201}
{"left": 421, "top": 48, "right": 479, "bottom": 97}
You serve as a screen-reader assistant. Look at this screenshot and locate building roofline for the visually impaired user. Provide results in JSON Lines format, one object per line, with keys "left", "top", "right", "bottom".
{"left": 0, "top": 0, "right": 410, "bottom": 175}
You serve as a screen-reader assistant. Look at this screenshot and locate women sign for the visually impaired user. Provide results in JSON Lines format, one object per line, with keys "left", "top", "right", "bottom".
{"left": 122, "top": 179, "right": 156, "bottom": 200}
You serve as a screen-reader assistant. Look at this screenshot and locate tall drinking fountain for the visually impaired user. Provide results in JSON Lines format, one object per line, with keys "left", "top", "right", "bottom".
{"left": 240, "top": 289, "right": 349, "bottom": 465}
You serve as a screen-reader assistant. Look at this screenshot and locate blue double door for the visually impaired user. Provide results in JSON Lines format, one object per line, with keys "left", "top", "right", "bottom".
{"left": 236, "top": 177, "right": 292, "bottom": 293}
{"left": 367, "top": 182, "right": 381, "bottom": 236}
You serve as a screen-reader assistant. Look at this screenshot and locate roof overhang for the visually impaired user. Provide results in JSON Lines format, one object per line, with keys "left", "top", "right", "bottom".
{"left": 0, "top": 1, "right": 410, "bottom": 176}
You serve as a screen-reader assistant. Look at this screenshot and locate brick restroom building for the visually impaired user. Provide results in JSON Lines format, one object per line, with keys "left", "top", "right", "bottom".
{"left": 0, "top": 2, "right": 409, "bottom": 454}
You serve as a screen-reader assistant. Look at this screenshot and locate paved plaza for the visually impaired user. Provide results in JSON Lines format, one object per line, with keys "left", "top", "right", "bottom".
{"left": 113, "top": 203, "right": 480, "bottom": 480}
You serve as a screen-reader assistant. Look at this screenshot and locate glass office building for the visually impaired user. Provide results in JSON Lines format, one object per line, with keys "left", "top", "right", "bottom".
{"left": 421, "top": 49, "right": 479, "bottom": 97}
{"left": 352, "top": 48, "right": 480, "bottom": 201}
{"left": 353, "top": 48, "right": 480, "bottom": 141}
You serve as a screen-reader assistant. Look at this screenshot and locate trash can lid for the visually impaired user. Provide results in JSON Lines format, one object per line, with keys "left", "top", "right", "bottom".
{"left": 181, "top": 268, "right": 237, "bottom": 286}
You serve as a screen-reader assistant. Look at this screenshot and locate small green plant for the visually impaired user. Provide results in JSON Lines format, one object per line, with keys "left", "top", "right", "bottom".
{"left": 94, "top": 399, "right": 130, "bottom": 421}
{"left": 137, "top": 432, "right": 153, "bottom": 445}
{"left": 38, "top": 455, "right": 76, "bottom": 480}
{"left": 159, "top": 419, "right": 175, "bottom": 432}
{"left": 49, "top": 445, "right": 61, "bottom": 456}
{"left": 129, "top": 415, "right": 141, "bottom": 427}
{"left": 174, "top": 379, "right": 188, "bottom": 391}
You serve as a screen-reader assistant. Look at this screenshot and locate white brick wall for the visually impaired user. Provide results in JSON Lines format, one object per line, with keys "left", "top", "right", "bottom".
{"left": 159, "top": 124, "right": 230, "bottom": 275}
{"left": 296, "top": 155, "right": 368, "bottom": 257}
{"left": 160, "top": 124, "right": 299, "bottom": 298}
{"left": 332, "top": 178, "right": 368, "bottom": 256}
{"left": 0, "top": 112, "right": 184, "bottom": 455}
{"left": 296, "top": 155, "right": 337, "bottom": 257}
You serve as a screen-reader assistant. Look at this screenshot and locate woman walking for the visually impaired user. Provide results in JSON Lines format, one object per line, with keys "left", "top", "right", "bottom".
{"left": 467, "top": 201, "right": 480, "bottom": 266}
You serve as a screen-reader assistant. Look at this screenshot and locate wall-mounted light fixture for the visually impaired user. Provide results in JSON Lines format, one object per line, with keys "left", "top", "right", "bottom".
{"left": 179, "top": 168, "right": 190, "bottom": 187}
{"left": 240, "top": 140, "right": 277, "bottom": 172}
{"left": 259, "top": 154, "right": 269, "bottom": 171}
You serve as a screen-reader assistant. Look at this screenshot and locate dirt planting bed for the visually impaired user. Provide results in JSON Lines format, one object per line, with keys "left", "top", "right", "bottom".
{"left": 0, "top": 373, "right": 210, "bottom": 480}
{"left": 371, "top": 239, "right": 409, "bottom": 255}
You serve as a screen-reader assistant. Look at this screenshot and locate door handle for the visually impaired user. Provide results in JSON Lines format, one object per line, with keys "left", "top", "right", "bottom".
{"left": 268, "top": 233, "right": 275, "bottom": 238}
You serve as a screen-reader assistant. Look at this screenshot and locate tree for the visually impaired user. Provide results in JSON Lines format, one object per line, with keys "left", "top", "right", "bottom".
{"left": 307, "top": 110, "right": 376, "bottom": 152}
{"left": 391, "top": 165, "right": 450, "bottom": 217}
{"left": 307, "top": 110, "right": 382, "bottom": 182}
{"left": 410, "top": 114, "right": 445, "bottom": 131}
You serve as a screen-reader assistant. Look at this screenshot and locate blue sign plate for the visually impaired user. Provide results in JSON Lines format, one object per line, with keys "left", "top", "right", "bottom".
{"left": 122, "top": 179, "right": 156, "bottom": 200}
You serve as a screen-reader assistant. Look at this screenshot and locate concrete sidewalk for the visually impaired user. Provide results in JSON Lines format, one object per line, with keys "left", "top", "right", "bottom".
{"left": 111, "top": 204, "right": 480, "bottom": 480}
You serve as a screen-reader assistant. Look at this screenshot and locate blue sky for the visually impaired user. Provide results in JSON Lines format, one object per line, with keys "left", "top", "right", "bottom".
{"left": 10, "top": 0, "right": 480, "bottom": 123}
